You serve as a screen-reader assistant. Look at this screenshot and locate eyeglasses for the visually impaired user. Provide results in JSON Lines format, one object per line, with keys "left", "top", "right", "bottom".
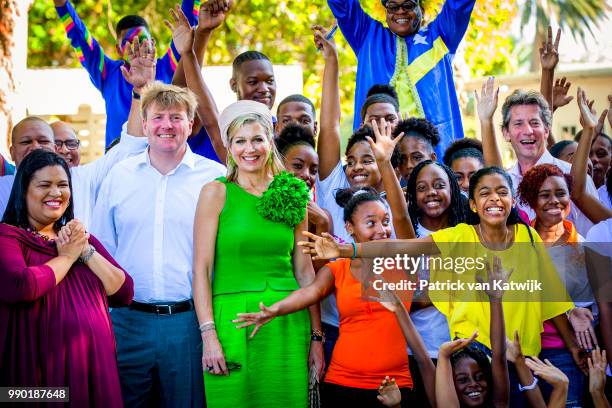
{"left": 54, "top": 140, "right": 80, "bottom": 150}
{"left": 385, "top": 1, "right": 418, "bottom": 13}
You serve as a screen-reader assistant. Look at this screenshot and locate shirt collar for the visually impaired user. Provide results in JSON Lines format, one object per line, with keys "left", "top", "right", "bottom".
{"left": 135, "top": 144, "right": 197, "bottom": 172}
{"left": 509, "top": 149, "right": 555, "bottom": 177}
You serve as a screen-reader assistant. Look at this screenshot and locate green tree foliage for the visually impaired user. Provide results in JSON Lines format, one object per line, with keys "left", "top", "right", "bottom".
{"left": 28, "top": 0, "right": 514, "bottom": 123}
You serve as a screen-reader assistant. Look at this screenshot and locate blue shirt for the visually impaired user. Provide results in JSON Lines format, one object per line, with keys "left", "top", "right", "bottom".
{"left": 55, "top": 0, "right": 200, "bottom": 146}
{"left": 328, "top": 0, "right": 475, "bottom": 157}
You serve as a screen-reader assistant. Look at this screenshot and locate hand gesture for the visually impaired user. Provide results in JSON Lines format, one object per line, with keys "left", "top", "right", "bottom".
{"left": 368, "top": 118, "right": 403, "bottom": 163}
{"left": 587, "top": 347, "right": 607, "bottom": 397}
{"left": 439, "top": 331, "right": 478, "bottom": 359}
{"left": 233, "top": 302, "right": 277, "bottom": 338}
{"left": 56, "top": 220, "right": 89, "bottom": 262}
{"left": 120, "top": 38, "right": 156, "bottom": 92}
{"left": 539, "top": 26, "right": 561, "bottom": 71}
{"left": 67, "top": 220, "right": 91, "bottom": 258}
{"left": 197, "top": 2, "right": 227, "bottom": 33}
{"left": 368, "top": 279, "right": 404, "bottom": 313}
{"left": 568, "top": 307, "right": 598, "bottom": 351}
{"left": 505, "top": 330, "right": 524, "bottom": 364}
{"left": 165, "top": 5, "right": 194, "bottom": 56}
{"left": 525, "top": 356, "right": 569, "bottom": 387}
{"left": 312, "top": 23, "right": 338, "bottom": 61}
{"left": 475, "top": 76, "right": 499, "bottom": 122}
{"left": 552, "top": 77, "right": 573, "bottom": 112}
{"left": 377, "top": 376, "right": 401, "bottom": 407}
{"left": 202, "top": 332, "right": 228, "bottom": 375}
{"left": 299, "top": 231, "right": 341, "bottom": 261}
{"left": 203, "top": 0, "right": 233, "bottom": 14}
{"left": 480, "top": 255, "right": 513, "bottom": 300}
{"left": 577, "top": 87, "right": 599, "bottom": 130}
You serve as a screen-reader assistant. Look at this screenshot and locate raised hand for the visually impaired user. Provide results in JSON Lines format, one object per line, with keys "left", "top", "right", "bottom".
{"left": 475, "top": 76, "right": 499, "bottom": 121}
{"left": 377, "top": 376, "right": 401, "bottom": 407}
{"left": 587, "top": 347, "right": 607, "bottom": 397}
{"left": 298, "top": 231, "right": 341, "bottom": 260}
{"left": 568, "top": 307, "right": 598, "bottom": 351}
{"left": 56, "top": 221, "right": 89, "bottom": 262}
{"left": 481, "top": 255, "right": 513, "bottom": 300}
{"left": 540, "top": 26, "right": 561, "bottom": 71}
{"left": 438, "top": 331, "right": 478, "bottom": 359}
{"left": 577, "top": 87, "right": 599, "bottom": 130}
{"left": 505, "top": 330, "right": 524, "bottom": 364}
{"left": 203, "top": 0, "right": 233, "bottom": 14}
{"left": 368, "top": 118, "right": 403, "bottom": 163}
{"left": 312, "top": 23, "right": 338, "bottom": 61}
{"left": 164, "top": 5, "right": 194, "bottom": 56}
{"left": 197, "top": 2, "right": 227, "bottom": 33}
{"left": 233, "top": 302, "right": 277, "bottom": 338}
{"left": 525, "top": 356, "right": 569, "bottom": 387}
{"left": 120, "top": 38, "right": 156, "bottom": 91}
{"left": 552, "top": 77, "right": 573, "bottom": 111}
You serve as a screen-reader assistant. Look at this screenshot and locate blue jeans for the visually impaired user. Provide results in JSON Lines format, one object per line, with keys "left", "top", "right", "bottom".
{"left": 111, "top": 307, "right": 204, "bottom": 408}
{"left": 539, "top": 348, "right": 585, "bottom": 407}
{"left": 322, "top": 322, "right": 339, "bottom": 368}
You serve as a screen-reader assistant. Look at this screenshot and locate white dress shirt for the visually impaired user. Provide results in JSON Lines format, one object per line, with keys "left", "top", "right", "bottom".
{"left": 508, "top": 149, "right": 598, "bottom": 236}
{"left": 90, "top": 146, "right": 226, "bottom": 303}
{"left": 0, "top": 123, "right": 147, "bottom": 227}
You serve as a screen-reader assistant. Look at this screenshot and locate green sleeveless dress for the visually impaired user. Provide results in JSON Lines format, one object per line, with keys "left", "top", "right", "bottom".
{"left": 204, "top": 177, "right": 310, "bottom": 408}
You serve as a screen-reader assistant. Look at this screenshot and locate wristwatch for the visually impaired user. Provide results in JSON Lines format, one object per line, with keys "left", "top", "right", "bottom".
{"left": 132, "top": 89, "right": 141, "bottom": 100}
{"left": 79, "top": 245, "right": 96, "bottom": 263}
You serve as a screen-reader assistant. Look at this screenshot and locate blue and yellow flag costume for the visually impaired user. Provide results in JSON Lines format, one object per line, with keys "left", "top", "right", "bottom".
{"left": 329, "top": 0, "right": 476, "bottom": 157}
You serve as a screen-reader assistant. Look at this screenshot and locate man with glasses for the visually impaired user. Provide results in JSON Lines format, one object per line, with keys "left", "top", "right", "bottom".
{"left": 51, "top": 121, "right": 81, "bottom": 167}
{"left": 328, "top": 0, "right": 476, "bottom": 158}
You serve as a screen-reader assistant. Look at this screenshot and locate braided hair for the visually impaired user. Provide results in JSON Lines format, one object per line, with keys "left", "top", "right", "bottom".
{"left": 405, "top": 160, "right": 468, "bottom": 236}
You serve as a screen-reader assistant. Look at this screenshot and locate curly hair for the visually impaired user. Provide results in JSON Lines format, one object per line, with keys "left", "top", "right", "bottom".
{"left": 275, "top": 123, "right": 316, "bottom": 156}
{"left": 451, "top": 346, "right": 493, "bottom": 404}
{"left": 442, "top": 138, "right": 484, "bottom": 167}
{"left": 392, "top": 118, "right": 440, "bottom": 151}
{"left": 405, "top": 160, "right": 468, "bottom": 236}
{"left": 517, "top": 164, "right": 572, "bottom": 209}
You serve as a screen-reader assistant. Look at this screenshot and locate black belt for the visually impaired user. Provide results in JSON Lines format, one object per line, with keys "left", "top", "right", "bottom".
{"left": 129, "top": 300, "right": 194, "bottom": 315}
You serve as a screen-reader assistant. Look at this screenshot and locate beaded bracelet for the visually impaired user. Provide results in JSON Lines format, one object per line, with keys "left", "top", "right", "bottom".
{"left": 199, "top": 321, "right": 215, "bottom": 333}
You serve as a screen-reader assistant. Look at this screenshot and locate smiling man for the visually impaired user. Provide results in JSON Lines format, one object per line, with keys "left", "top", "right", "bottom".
{"left": 502, "top": 90, "right": 599, "bottom": 236}
{"left": 327, "top": 0, "right": 476, "bottom": 157}
{"left": 91, "top": 82, "right": 225, "bottom": 407}
{"left": 51, "top": 121, "right": 81, "bottom": 167}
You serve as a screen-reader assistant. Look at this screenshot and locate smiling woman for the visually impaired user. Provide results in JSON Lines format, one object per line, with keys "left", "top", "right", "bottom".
{"left": 0, "top": 149, "right": 133, "bottom": 406}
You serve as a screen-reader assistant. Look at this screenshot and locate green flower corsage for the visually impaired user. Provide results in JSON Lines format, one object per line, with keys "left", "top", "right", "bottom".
{"left": 256, "top": 172, "right": 310, "bottom": 227}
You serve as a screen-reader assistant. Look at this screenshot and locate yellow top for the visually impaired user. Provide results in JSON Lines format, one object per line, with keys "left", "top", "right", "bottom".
{"left": 429, "top": 223, "right": 573, "bottom": 356}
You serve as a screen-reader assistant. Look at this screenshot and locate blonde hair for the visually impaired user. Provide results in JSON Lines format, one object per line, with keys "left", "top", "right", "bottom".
{"left": 225, "top": 113, "right": 284, "bottom": 182}
{"left": 140, "top": 81, "right": 198, "bottom": 120}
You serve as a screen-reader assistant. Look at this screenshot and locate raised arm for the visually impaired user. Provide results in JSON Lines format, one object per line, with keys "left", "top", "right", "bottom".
{"left": 434, "top": 0, "right": 477, "bottom": 53}
{"left": 524, "top": 357, "right": 569, "bottom": 408}
{"left": 314, "top": 24, "right": 342, "bottom": 180}
{"left": 368, "top": 118, "right": 416, "bottom": 239}
{"left": 571, "top": 88, "right": 612, "bottom": 223}
{"left": 484, "top": 256, "right": 510, "bottom": 408}
{"left": 505, "top": 332, "right": 547, "bottom": 408}
{"left": 376, "top": 289, "right": 436, "bottom": 407}
{"left": 166, "top": 6, "right": 226, "bottom": 162}
{"left": 192, "top": 181, "right": 228, "bottom": 375}
{"left": 53, "top": 0, "right": 112, "bottom": 91}
{"left": 475, "top": 76, "right": 503, "bottom": 167}
{"left": 539, "top": 26, "right": 560, "bottom": 149}
{"left": 435, "top": 332, "right": 479, "bottom": 408}
{"left": 326, "top": 0, "right": 374, "bottom": 52}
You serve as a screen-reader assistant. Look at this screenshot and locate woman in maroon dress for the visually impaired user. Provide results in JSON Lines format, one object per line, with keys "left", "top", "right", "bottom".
{"left": 0, "top": 149, "right": 133, "bottom": 406}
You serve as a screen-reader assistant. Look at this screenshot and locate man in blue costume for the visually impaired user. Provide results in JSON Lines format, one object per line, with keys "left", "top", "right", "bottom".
{"left": 328, "top": 0, "right": 476, "bottom": 157}
{"left": 53, "top": 0, "right": 199, "bottom": 146}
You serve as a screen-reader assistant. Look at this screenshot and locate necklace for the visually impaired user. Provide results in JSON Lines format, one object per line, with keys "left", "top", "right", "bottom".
{"left": 23, "top": 227, "right": 54, "bottom": 242}
{"left": 477, "top": 224, "right": 510, "bottom": 250}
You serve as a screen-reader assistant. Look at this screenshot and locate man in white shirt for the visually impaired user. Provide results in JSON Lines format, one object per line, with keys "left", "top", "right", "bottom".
{"left": 51, "top": 121, "right": 81, "bottom": 167}
{"left": 501, "top": 90, "right": 598, "bottom": 236}
{"left": 0, "top": 117, "right": 147, "bottom": 227}
{"left": 91, "top": 82, "right": 225, "bottom": 407}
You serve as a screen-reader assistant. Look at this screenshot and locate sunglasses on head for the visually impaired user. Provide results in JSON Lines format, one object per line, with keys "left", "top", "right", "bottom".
{"left": 385, "top": 1, "right": 418, "bottom": 13}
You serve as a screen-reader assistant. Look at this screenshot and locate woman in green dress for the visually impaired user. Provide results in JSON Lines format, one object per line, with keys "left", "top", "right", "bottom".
{"left": 192, "top": 100, "right": 323, "bottom": 408}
